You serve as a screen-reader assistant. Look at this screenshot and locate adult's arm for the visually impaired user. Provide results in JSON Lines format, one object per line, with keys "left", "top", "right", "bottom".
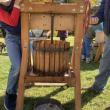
{"left": 95, "top": 0, "right": 105, "bottom": 23}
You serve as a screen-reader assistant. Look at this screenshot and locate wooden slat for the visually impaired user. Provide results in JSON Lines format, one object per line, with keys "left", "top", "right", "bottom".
{"left": 33, "top": 83, "right": 68, "bottom": 86}
{"left": 39, "top": 41, "right": 45, "bottom": 72}
{"left": 33, "top": 41, "right": 37, "bottom": 72}
{"left": 25, "top": 75, "right": 75, "bottom": 86}
{"left": 45, "top": 40, "right": 50, "bottom": 74}
{"left": 36, "top": 41, "right": 40, "bottom": 72}
{"left": 64, "top": 42, "right": 70, "bottom": 71}
{"left": 21, "top": 2, "right": 85, "bottom": 14}
{"left": 54, "top": 41, "right": 60, "bottom": 73}
{"left": 28, "top": 52, "right": 31, "bottom": 71}
{"left": 49, "top": 43, "right": 55, "bottom": 74}
{"left": 59, "top": 41, "right": 64, "bottom": 73}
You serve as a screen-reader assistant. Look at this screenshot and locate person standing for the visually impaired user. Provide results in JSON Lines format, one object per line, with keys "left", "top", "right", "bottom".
{"left": 86, "top": 0, "right": 110, "bottom": 93}
{"left": 81, "top": 22, "right": 103, "bottom": 63}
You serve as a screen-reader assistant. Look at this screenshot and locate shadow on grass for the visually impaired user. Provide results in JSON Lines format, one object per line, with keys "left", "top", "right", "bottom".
{"left": 105, "top": 107, "right": 110, "bottom": 110}
{"left": 0, "top": 85, "right": 101, "bottom": 110}
{"left": 46, "top": 86, "right": 66, "bottom": 97}
{"left": 24, "top": 97, "right": 36, "bottom": 110}
{"left": 0, "top": 53, "right": 8, "bottom": 56}
{"left": 80, "top": 61, "right": 99, "bottom": 71}
{"left": 21, "top": 87, "right": 101, "bottom": 110}
{"left": 0, "top": 95, "right": 5, "bottom": 110}
{"left": 24, "top": 96, "right": 65, "bottom": 110}
{"left": 63, "top": 89, "right": 101, "bottom": 110}
{"left": 81, "top": 89, "right": 101, "bottom": 107}
{"left": 24, "top": 87, "right": 66, "bottom": 110}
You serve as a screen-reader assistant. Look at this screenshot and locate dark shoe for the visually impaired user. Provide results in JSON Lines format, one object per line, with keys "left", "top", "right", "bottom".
{"left": 4, "top": 92, "right": 17, "bottom": 110}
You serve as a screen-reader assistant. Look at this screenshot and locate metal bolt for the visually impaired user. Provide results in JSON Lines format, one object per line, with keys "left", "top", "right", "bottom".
{"left": 80, "top": 10, "right": 84, "bottom": 13}
{"left": 80, "top": 6, "right": 84, "bottom": 9}
{"left": 29, "top": 7, "right": 33, "bottom": 11}
{"left": 21, "top": 3, "right": 24, "bottom": 7}
{"left": 76, "top": 46, "right": 79, "bottom": 50}
{"left": 72, "top": 9, "right": 76, "bottom": 12}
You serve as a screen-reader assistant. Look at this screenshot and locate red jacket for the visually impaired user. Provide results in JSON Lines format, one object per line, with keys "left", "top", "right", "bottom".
{"left": 0, "top": 6, "right": 20, "bottom": 26}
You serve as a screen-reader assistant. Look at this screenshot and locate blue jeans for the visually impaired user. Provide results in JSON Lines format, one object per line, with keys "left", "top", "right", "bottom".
{"left": 5, "top": 33, "right": 21, "bottom": 94}
{"left": 82, "top": 37, "right": 92, "bottom": 58}
{"left": 92, "top": 36, "right": 110, "bottom": 92}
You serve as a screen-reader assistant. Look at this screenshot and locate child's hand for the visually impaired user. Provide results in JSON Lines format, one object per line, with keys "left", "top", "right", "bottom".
{"left": 15, "top": 0, "right": 23, "bottom": 5}
{"left": 90, "top": 17, "right": 99, "bottom": 24}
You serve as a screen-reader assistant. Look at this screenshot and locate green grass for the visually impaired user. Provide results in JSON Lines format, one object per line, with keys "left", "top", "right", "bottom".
{"left": 0, "top": 37, "right": 110, "bottom": 110}
{"left": 0, "top": 38, "right": 5, "bottom": 43}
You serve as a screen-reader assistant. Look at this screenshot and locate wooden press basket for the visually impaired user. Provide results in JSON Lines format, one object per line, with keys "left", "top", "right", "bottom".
{"left": 33, "top": 40, "right": 70, "bottom": 76}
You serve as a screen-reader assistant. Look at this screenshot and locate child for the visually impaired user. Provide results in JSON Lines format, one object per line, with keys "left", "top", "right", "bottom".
{"left": 84, "top": 0, "right": 110, "bottom": 94}
{"left": 81, "top": 6, "right": 103, "bottom": 63}
{"left": 0, "top": 0, "right": 22, "bottom": 109}
{"left": 57, "top": 30, "right": 68, "bottom": 41}
{"left": 81, "top": 22, "right": 103, "bottom": 63}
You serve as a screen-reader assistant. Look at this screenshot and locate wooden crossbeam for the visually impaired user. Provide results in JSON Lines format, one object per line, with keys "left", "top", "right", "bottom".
{"left": 25, "top": 75, "right": 75, "bottom": 86}
{"left": 20, "top": 2, "right": 86, "bottom": 14}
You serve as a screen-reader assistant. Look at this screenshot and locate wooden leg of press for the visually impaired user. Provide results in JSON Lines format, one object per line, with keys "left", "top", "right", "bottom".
{"left": 16, "top": 77, "right": 25, "bottom": 110}
{"left": 74, "top": 80, "right": 81, "bottom": 110}
{"left": 94, "top": 43, "right": 103, "bottom": 62}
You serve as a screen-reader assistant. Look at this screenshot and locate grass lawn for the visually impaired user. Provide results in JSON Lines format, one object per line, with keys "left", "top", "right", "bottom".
{"left": 0, "top": 38, "right": 5, "bottom": 43}
{"left": 0, "top": 37, "right": 110, "bottom": 110}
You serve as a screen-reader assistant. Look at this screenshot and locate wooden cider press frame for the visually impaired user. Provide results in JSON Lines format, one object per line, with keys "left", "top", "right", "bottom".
{"left": 16, "top": 0, "right": 90, "bottom": 110}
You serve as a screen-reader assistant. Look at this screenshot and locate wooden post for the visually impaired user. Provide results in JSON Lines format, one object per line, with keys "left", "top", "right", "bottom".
{"left": 94, "top": 43, "right": 104, "bottom": 62}
{"left": 16, "top": 13, "right": 29, "bottom": 110}
{"left": 73, "top": 14, "right": 84, "bottom": 110}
